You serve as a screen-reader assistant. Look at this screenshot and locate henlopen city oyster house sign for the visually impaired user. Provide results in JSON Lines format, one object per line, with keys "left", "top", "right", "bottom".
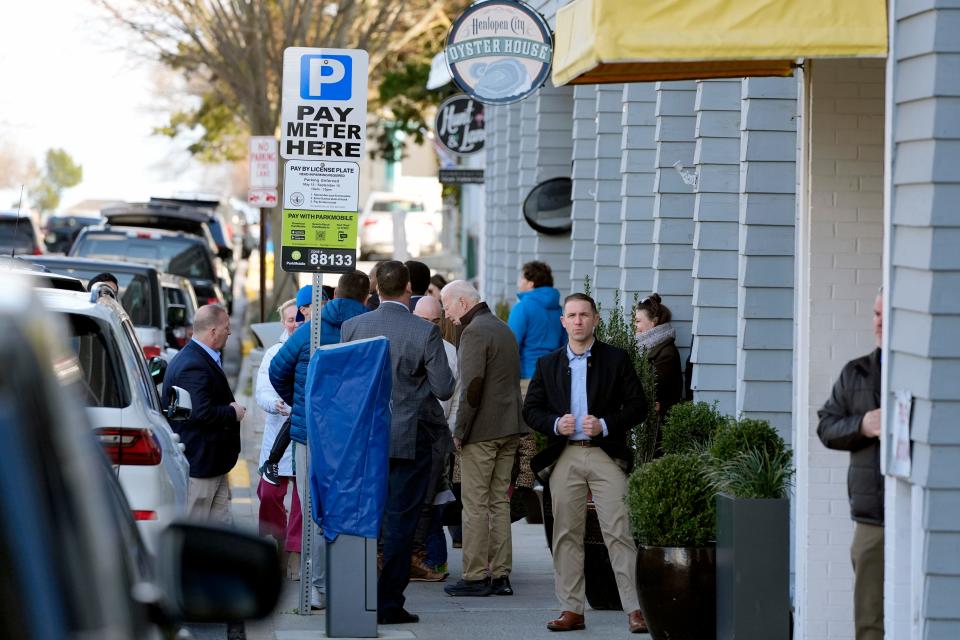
{"left": 445, "top": 0, "right": 553, "bottom": 105}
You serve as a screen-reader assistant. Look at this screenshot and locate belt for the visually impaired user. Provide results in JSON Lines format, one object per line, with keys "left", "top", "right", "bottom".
{"left": 567, "top": 440, "right": 594, "bottom": 447}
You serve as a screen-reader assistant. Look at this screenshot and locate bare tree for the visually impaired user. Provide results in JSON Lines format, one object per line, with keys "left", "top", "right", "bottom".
{"left": 97, "top": 0, "right": 457, "bottom": 306}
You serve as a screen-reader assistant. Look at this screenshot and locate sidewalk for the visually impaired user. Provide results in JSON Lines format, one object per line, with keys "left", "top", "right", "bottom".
{"left": 230, "top": 349, "right": 649, "bottom": 640}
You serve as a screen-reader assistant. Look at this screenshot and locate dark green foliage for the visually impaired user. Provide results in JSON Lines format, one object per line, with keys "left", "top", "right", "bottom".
{"left": 661, "top": 401, "right": 725, "bottom": 455}
{"left": 628, "top": 453, "right": 716, "bottom": 546}
{"left": 584, "top": 278, "right": 658, "bottom": 465}
{"left": 708, "top": 448, "right": 796, "bottom": 500}
{"left": 708, "top": 417, "right": 795, "bottom": 499}
{"left": 710, "top": 417, "right": 788, "bottom": 464}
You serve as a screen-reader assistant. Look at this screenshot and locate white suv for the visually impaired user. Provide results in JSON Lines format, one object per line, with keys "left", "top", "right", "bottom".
{"left": 37, "top": 287, "right": 191, "bottom": 550}
{"left": 357, "top": 192, "right": 441, "bottom": 259}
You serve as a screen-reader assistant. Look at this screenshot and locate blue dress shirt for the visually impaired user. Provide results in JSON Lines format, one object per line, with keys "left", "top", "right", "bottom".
{"left": 192, "top": 337, "right": 222, "bottom": 368}
{"left": 554, "top": 341, "right": 608, "bottom": 439}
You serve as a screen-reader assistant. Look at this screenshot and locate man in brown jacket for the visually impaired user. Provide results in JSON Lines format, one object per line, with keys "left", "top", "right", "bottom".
{"left": 440, "top": 280, "right": 526, "bottom": 597}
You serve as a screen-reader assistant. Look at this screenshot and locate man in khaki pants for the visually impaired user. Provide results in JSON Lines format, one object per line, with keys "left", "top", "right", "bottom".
{"left": 440, "top": 280, "right": 526, "bottom": 597}
{"left": 522, "top": 293, "right": 648, "bottom": 634}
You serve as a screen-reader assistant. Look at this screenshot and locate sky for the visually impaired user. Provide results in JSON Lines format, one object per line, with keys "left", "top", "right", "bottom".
{"left": 0, "top": 0, "right": 233, "bottom": 210}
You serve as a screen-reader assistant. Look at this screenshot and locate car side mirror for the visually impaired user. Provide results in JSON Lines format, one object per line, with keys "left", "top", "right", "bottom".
{"left": 166, "top": 303, "right": 187, "bottom": 328}
{"left": 165, "top": 385, "right": 192, "bottom": 422}
{"left": 148, "top": 356, "right": 167, "bottom": 385}
{"left": 217, "top": 246, "right": 234, "bottom": 261}
{"left": 155, "top": 522, "right": 281, "bottom": 623}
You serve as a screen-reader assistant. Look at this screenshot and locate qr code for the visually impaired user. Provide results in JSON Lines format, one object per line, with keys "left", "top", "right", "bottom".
{"left": 315, "top": 230, "right": 327, "bottom": 241}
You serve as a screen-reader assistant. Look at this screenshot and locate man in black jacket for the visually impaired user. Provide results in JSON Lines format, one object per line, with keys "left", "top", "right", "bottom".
{"left": 817, "top": 292, "right": 883, "bottom": 640}
{"left": 523, "top": 293, "right": 647, "bottom": 634}
{"left": 162, "top": 304, "right": 244, "bottom": 524}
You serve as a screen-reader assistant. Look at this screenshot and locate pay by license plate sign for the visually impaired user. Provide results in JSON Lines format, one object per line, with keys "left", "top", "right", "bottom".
{"left": 281, "top": 160, "right": 359, "bottom": 273}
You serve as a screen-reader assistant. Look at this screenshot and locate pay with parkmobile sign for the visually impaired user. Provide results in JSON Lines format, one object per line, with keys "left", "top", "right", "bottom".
{"left": 281, "top": 47, "right": 368, "bottom": 161}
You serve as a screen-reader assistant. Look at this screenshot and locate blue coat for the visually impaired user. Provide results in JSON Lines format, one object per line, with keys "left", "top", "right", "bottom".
{"left": 508, "top": 286, "right": 565, "bottom": 379}
{"left": 269, "top": 298, "right": 367, "bottom": 444}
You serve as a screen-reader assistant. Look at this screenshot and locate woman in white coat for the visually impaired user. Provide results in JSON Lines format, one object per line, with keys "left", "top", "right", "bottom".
{"left": 256, "top": 298, "right": 302, "bottom": 573}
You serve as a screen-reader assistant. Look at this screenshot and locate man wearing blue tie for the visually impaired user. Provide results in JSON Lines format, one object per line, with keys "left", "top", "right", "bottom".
{"left": 163, "top": 304, "right": 245, "bottom": 524}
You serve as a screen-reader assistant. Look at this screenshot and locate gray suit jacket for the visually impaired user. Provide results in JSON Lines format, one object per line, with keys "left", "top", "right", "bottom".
{"left": 341, "top": 300, "right": 455, "bottom": 459}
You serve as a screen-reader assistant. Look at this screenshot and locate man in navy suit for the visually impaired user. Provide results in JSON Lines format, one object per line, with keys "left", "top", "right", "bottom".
{"left": 163, "top": 304, "right": 245, "bottom": 524}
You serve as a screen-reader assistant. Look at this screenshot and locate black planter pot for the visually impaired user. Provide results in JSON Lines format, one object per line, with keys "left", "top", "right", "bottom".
{"left": 535, "top": 485, "right": 623, "bottom": 611}
{"left": 636, "top": 545, "right": 716, "bottom": 640}
{"left": 524, "top": 485, "right": 544, "bottom": 524}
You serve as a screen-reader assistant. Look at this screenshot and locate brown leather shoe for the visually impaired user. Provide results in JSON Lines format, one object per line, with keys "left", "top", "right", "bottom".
{"left": 547, "top": 611, "right": 586, "bottom": 632}
{"left": 628, "top": 609, "right": 648, "bottom": 633}
{"left": 409, "top": 552, "right": 447, "bottom": 582}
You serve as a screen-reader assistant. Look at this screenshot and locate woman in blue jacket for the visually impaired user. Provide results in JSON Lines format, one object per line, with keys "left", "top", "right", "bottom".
{"left": 508, "top": 261, "right": 565, "bottom": 382}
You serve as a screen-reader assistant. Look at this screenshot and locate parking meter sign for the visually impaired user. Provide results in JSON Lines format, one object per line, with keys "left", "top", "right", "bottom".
{"left": 281, "top": 47, "right": 368, "bottom": 161}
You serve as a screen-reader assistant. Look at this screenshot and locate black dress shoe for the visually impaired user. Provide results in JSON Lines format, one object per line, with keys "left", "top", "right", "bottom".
{"left": 491, "top": 576, "right": 513, "bottom": 595}
{"left": 377, "top": 608, "right": 420, "bottom": 624}
{"left": 444, "top": 578, "right": 494, "bottom": 597}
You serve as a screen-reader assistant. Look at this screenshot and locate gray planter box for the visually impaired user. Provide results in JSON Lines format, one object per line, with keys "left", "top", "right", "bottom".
{"left": 716, "top": 494, "right": 790, "bottom": 640}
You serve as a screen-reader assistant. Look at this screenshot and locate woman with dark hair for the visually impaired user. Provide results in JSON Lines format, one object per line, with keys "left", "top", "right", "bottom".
{"left": 427, "top": 273, "right": 448, "bottom": 301}
{"left": 634, "top": 293, "right": 683, "bottom": 419}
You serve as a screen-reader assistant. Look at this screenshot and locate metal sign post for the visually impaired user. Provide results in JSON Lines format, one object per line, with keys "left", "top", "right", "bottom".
{"left": 279, "top": 46, "right": 368, "bottom": 622}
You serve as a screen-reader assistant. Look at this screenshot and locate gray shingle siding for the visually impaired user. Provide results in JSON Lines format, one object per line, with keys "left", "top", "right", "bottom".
{"left": 691, "top": 79, "right": 741, "bottom": 415}
{"left": 737, "top": 77, "right": 797, "bottom": 435}
{"left": 620, "top": 83, "right": 658, "bottom": 296}
{"left": 571, "top": 85, "right": 599, "bottom": 294}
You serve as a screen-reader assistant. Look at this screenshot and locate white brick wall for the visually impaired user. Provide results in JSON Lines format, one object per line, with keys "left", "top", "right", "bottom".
{"left": 795, "top": 58, "right": 886, "bottom": 640}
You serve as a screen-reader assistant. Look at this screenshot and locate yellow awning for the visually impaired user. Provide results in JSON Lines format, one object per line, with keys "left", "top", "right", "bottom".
{"left": 552, "top": 0, "right": 888, "bottom": 86}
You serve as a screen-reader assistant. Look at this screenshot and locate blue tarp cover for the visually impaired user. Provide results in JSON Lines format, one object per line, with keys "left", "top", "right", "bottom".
{"left": 304, "top": 336, "right": 391, "bottom": 542}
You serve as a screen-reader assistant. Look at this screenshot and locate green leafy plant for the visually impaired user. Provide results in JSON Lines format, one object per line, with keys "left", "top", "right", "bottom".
{"left": 709, "top": 417, "right": 788, "bottom": 464}
{"left": 708, "top": 449, "right": 795, "bottom": 500}
{"left": 708, "top": 417, "right": 795, "bottom": 499}
{"left": 494, "top": 299, "right": 511, "bottom": 322}
{"left": 584, "top": 279, "right": 658, "bottom": 465}
{"left": 628, "top": 453, "right": 716, "bottom": 547}
{"left": 661, "top": 401, "right": 725, "bottom": 455}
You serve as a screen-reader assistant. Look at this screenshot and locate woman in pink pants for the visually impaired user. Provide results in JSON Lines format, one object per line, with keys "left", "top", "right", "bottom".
{"left": 255, "top": 299, "right": 302, "bottom": 574}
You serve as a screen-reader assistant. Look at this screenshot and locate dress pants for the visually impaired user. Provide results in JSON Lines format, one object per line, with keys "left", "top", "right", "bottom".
{"left": 851, "top": 522, "right": 884, "bottom": 640}
{"left": 294, "top": 443, "right": 325, "bottom": 594}
{"left": 460, "top": 434, "right": 520, "bottom": 580}
{"left": 187, "top": 474, "right": 233, "bottom": 525}
{"left": 379, "top": 426, "right": 433, "bottom": 615}
{"left": 549, "top": 445, "right": 639, "bottom": 614}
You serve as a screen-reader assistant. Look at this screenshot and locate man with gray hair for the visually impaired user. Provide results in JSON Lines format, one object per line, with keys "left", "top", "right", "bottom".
{"left": 440, "top": 280, "right": 526, "bottom": 597}
{"left": 162, "top": 304, "right": 244, "bottom": 524}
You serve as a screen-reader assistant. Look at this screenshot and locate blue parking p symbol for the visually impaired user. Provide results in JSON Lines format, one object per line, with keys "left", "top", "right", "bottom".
{"left": 300, "top": 54, "right": 352, "bottom": 101}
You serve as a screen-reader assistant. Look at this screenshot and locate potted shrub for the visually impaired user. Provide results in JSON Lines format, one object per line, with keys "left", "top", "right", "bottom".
{"left": 709, "top": 418, "right": 794, "bottom": 640}
{"left": 628, "top": 452, "right": 717, "bottom": 640}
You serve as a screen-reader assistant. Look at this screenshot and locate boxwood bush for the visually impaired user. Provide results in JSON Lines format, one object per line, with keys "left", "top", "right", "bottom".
{"left": 660, "top": 401, "right": 725, "bottom": 455}
{"left": 627, "top": 453, "right": 716, "bottom": 547}
{"left": 709, "top": 417, "right": 789, "bottom": 463}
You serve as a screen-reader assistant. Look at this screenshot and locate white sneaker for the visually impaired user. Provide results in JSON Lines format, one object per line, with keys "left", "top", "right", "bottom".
{"left": 310, "top": 587, "right": 326, "bottom": 610}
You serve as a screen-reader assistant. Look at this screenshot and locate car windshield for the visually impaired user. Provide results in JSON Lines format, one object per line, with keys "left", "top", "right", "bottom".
{"left": 74, "top": 234, "right": 215, "bottom": 280}
{"left": 371, "top": 200, "right": 425, "bottom": 213}
{"left": 35, "top": 265, "right": 156, "bottom": 327}
{"left": 0, "top": 219, "right": 36, "bottom": 250}
{"left": 63, "top": 314, "right": 129, "bottom": 408}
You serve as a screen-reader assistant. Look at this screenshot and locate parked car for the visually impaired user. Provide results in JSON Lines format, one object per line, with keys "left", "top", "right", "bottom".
{"left": 0, "top": 256, "right": 86, "bottom": 292}
{"left": 0, "top": 276, "right": 280, "bottom": 639}
{"left": 69, "top": 224, "right": 228, "bottom": 311}
{"left": 102, "top": 199, "right": 235, "bottom": 310}
{"left": 161, "top": 273, "right": 198, "bottom": 357}
{"left": 358, "top": 192, "right": 441, "bottom": 259}
{"left": 37, "top": 285, "right": 191, "bottom": 549}
{"left": 0, "top": 210, "right": 44, "bottom": 256}
{"left": 24, "top": 255, "right": 179, "bottom": 360}
{"left": 42, "top": 213, "right": 100, "bottom": 253}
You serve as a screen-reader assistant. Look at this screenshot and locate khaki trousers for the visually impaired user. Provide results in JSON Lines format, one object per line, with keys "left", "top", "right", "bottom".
{"left": 187, "top": 474, "right": 233, "bottom": 526}
{"left": 851, "top": 522, "right": 884, "bottom": 640}
{"left": 460, "top": 434, "right": 521, "bottom": 580}
{"left": 550, "top": 445, "right": 639, "bottom": 614}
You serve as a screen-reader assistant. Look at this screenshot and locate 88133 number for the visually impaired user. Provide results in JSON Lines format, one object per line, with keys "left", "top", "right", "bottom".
{"left": 309, "top": 251, "right": 354, "bottom": 267}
